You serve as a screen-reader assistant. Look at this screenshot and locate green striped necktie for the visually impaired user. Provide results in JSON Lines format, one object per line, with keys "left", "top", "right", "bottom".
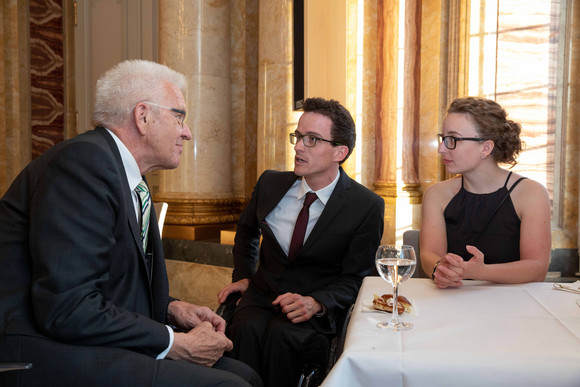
{"left": 134, "top": 180, "right": 151, "bottom": 251}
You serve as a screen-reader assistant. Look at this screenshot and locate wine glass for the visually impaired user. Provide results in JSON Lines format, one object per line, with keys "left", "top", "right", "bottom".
{"left": 375, "top": 244, "right": 417, "bottom": 330}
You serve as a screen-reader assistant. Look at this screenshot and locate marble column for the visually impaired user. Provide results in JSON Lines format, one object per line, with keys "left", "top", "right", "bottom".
{"left": 155, "top": 0, "right": 236, "bottom": 240}
{"left": 374, "top": 0, "right": 424, "bottom": 244}
{"left": 231, "top": 0, "right": 259, "bottom": 199}
{"left": 257, "top": 0, "right": 298, "bottom": 174}
{"left": 402, "top": 0, "right": 421, "bottom": 185}
{"left": 361, "top": 0, "right": 379, "bottom": 188}
{"left": 565, "top": 1, "right": 580, "bottom": 251}
{"left": 399, "top": 0, "right": 423, "bottom": 233}
{"left": 0, "top": 0, "right": 31, "bottom": 197}
{"left": 419, "top": 0, "right": 446, "bottom": 190}
{"left": 374, "top": 0, "right": 399, "bottom": 244}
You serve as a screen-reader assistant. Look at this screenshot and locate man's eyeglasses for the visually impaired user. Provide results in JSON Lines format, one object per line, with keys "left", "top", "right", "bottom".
{"left": 437, "top": 134, "right": 488, "bottom": 150}
{"left": 289, "top": 132, "right": 342, "bottom": 147}
{"left": 142, "top": 101, "right": 187, "bottom": 129}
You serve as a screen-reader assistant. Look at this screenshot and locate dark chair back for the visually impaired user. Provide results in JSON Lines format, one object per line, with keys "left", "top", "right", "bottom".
{"left": 403, "top": 229, "right": 428, "bottom": 278}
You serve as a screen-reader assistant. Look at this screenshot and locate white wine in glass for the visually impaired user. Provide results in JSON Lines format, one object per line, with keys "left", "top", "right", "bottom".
{"left": 375, "top": 245, "right": 416, "bottom": 330}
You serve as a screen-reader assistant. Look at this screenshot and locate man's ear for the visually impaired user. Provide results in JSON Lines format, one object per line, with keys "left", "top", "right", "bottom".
{"left": 134, "top": 103, "right": 149, "bottom": 135}
{"left": 334, "top": 145, "right": 349, "bottom": 163}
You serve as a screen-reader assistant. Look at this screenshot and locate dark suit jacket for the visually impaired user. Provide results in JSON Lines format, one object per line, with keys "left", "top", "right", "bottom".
{"left": 232, "top": 168, "right": 385, "bottom": 334}
{"left": 0, "top": 128, "right": 170, "bottom": 371}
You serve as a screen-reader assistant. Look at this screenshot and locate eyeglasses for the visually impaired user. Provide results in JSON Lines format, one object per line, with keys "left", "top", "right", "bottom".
{"left": 142, "top": 101, "right": 187, "bottom": 129}
{"left": 289, "top": 132, "right": 342, "bottom": 147}
{"left": 437, "top": 134, "right": 488, "bottom": 150}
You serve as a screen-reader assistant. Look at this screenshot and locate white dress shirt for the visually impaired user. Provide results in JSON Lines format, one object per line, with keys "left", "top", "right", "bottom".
{"left": 265, "top": 171, "right": 340, "bottom": 256}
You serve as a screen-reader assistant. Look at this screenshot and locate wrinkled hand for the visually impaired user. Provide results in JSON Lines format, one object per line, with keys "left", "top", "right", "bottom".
{"left": 167, "top": 321, "right": 233, "bottom": 367}
{"left": 272, "top": 293, "right": 322, "bottom": 323}
{"left": 433, "top": 245, "right": 485, "bottom": 289}
{"left": 217, "top": 279, "right": 250, "bottom": 305}
{"left": 168, "top": 300, "right": 226, "bottom": 333}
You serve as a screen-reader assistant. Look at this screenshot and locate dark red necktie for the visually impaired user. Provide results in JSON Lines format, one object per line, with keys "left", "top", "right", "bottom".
{"left": 288, "top": 192, "right": 318, "bottom": 259}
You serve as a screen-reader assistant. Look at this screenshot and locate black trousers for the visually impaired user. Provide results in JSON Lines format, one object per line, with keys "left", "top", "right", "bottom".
{"left": 226, "top": 306, "right": 331, "bottom": 387}
{"left": 0, "top": 334, "right": 263, "bottom": 387}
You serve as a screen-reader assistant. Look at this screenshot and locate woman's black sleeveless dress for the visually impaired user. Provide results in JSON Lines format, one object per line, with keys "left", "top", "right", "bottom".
{"left": 444, "top": 172, "right": 526, "bottom": 263}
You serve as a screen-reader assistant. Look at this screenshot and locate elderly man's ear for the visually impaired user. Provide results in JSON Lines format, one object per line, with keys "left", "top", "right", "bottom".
{"left": 134, "top": 103, "right": 150, "bottom": 135}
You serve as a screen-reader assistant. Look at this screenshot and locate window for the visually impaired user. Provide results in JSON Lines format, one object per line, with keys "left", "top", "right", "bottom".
{"left": 467, "top": 0, "right": 569, "bottom": 225}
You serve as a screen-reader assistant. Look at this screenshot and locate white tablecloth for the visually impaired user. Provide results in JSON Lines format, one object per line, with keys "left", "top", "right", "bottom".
{"left": 322, "top": 277, "right": 580, "bottom": 387}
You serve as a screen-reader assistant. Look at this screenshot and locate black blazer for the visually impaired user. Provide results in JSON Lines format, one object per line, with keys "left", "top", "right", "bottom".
{"left": 232, "top": 168, "right": 385, "bottom": 333}
{"left": 0, "top": 127, "right": 170, "bottom": 360}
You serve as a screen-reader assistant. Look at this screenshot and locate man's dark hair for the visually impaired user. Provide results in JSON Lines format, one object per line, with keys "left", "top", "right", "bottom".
{"left": 302, "top": 97, "right": 356, "bottom": 164}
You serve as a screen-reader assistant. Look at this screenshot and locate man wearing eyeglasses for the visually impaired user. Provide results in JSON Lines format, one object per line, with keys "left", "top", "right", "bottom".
{"left": 218, "top": 97, "right": 385, "bottom": 387}
{"left": 0, "top": 60, "right": 261, "bottom": 387}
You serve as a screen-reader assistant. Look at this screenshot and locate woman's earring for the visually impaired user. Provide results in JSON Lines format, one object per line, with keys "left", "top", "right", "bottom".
{"left": 481, "top": 154, "right": 487, "bottom": 159}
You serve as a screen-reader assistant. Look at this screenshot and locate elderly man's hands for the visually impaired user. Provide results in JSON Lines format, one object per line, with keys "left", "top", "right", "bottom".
{"left": 168, "top": 300, "right": 226, "bottom": 333}
{"left": 166, "top": 300, "right": 232, "bottom": 367}
{"left": 168, "top": 322, "right": 233, "bottom": 367}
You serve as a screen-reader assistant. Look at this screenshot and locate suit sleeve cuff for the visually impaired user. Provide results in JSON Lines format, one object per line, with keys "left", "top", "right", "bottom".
{"left": 315, "top": 302, "right": 327, "bottom": 317}
{"left": 156, "top": 325, "right": 174, "bottom": 360}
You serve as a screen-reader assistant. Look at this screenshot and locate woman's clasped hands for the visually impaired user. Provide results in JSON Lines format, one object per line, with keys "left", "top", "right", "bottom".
{"left": 433, "top": 245, "right": 486, "bottom": 289}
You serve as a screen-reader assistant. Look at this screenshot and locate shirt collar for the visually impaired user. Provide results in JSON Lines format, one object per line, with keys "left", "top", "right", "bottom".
{"left": 105, "top": 128, "right": 142, "bottom": 190}
{"left": 297, "top": 170, "right": 341, "bottom": 205}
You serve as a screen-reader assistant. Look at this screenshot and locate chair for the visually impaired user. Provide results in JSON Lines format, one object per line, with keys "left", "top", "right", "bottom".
{"left": 297, "top": 304, "right": 354, "bottom": 387}
{"left": 216, "top": 295, "right": 353, "bottom": 387}
{"left": 214, "top": 292, "right": 240, "bottom": 322}
{"left": 153, "top": 202, "right": 168, "bottom": 237}
{"left": 403, "top": 229, "right": 428, "bottom": 278}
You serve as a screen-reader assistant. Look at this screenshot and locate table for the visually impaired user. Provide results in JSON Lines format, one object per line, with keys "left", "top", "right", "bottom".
{"left": 322, "top": 277, "right": 580, "bottom": 387}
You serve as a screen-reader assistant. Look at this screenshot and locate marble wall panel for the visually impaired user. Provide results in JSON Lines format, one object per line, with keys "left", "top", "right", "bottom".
{"left": 161, "top": 74, "right": 232, "bottom": 198}
{"left": 230, "top": 0, "right": 259, "bottom": 198}
{"left": 158, "top": 0, "right": 232, "bottom": 198}
{"left": 419, "top": 0, "right": 445, "bottom": 192}
{"left": 257, "top": 0, "right": 297, "bottom": 174}
{"left": 0, "top": 0, "right": 31, "bottom": 196}
{"left": 360, "top": 0, "right": 378, "bottom": 188}
{"left": 553, "top": 1, "right": 580, "bottom": 250}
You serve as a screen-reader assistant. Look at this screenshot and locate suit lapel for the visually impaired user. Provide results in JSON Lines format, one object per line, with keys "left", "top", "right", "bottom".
{"left": 256, "top": 172, "right": 299, "bottom": 256}
{"left": 98, "top": 128, "right": 166, "bottom": 320}
{"left": 257, "top": 172, "right": 299, "bottom": 222}
{"left": 128, "top": 190, "right": 144, "bottom": 257}
{"left": 98, "top": 127, "right": 145, "bottom": 257}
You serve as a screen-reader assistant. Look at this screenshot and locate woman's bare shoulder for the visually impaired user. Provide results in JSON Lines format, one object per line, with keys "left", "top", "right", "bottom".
{"left": 423, "top": 177, "right": 462, "bottom": 210}
{"left": 509, "top": 173, "right": 548, "bottom": 196}
{"left": 508, "top": 174, "right": 550, "bottom": 213}
{"left": 424, "top": 176, "right": 462, "bottom": 197}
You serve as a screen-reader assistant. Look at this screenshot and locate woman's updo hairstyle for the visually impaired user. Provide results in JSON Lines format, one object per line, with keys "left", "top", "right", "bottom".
{"left": 448, "top": 97, "right": 524, "bottom": 166}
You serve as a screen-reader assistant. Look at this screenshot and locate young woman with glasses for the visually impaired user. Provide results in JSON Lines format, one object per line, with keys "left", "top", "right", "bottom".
{"left": 420, "top": 97, "right": 551, "bottom": 289}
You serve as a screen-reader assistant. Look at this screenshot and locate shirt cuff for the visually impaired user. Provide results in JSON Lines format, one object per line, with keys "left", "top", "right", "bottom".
{"left": 156, "top": 325, "right": 174, "bottom": 360}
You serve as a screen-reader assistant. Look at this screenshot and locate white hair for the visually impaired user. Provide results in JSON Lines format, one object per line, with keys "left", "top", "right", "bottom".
{"left": 92, "top": 60, "right": 187, "bottom": 128}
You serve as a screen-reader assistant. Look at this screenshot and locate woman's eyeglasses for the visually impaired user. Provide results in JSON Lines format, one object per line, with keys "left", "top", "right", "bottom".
{"left": 437, "top": 134, "right": 488, "bottom": 150}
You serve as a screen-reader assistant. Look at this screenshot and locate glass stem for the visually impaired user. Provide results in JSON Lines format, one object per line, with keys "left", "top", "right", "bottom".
{"left": 391, "top": 281, "right": 400, "bottom": 325}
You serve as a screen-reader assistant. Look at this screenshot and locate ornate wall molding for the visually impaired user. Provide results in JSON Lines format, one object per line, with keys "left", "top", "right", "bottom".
{"left": 154, "top": 194, "right": 246, "bottom": 226}
{"left": 29, "top": 0, "right": 64, "bottom": 159}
